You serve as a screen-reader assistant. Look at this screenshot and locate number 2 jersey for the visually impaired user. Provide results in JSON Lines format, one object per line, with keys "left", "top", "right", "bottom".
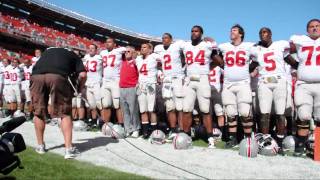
{"left": 290, "top": 35, "right": 320, "bottom": 82}
{"left": 83, "top": 54, "right": 103, "bottom": 86}
{"left": 218, "top": 42, "right": 254, "bottom": 84}
{"left": 154, "top": 41, "right": 185, "bottom": 78}
{"left": 250, "top": 40, "right": 290, "bottom": 80}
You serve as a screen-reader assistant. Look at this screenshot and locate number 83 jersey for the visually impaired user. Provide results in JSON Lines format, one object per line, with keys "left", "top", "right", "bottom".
{"left": 250, "top": 40, "right": 290, "bottom": 80}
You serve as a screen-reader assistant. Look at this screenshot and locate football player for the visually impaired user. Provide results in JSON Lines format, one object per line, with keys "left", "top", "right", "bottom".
{"left": 32, "top": 49, "right": 41, "bottom": 65}
{"left": 22, "top": 58, "right": 33, "bottom": 119}
{"left": 136, "top": 43, "right": 161, "bottom": 138}
{"left": 2, "top": 58, "right": 12, "bottom": 116}
{"left": 208, "top": 65, "right": 225, "bottom": 140}
{"left": 289, "top": 19, "right": 320, "bottom": 156}
{"left": 212, "top": 24, "right": 255, "bottom": 148}
{"left": 100, "top": 38, "right": 125, "bottom": 126}
{"left": 250, "top": 27, "right": 298, "bottom": 151}
{"left": 181, "top": 25, "right": 216, "bottom": 148}
{"left": 154, "top": 33, "right": 185, "bottom": 140}
{"left": 83, "top": 44, "right": 103, "bottom": 127}
{"left": 8, "top": 58, "right": 24, "bottom": 116}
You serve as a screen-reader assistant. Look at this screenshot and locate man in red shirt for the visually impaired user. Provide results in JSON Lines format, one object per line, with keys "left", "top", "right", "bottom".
{"left": 120, "top": 46, "right": 140, "bottom": 138}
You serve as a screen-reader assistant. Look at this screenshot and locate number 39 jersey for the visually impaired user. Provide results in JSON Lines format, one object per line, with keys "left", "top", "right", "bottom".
{"left": 83, "top": 54, "right": 103, "bottom": 86}
{"left": 290, "top": 35, "right": 320, "bottom": 82}
{"left": 136, "top": 53, "right": 160, "bottom": 84}
{"left": 218, "top": 42, "right": 254, "bottom": 83}
{"left": 182, "top": 41, "right": 217, "bottom": 76}
{"left": 154, "top": 41, "right": 184, "bottom": 78}
{"left": 250, "top": 40, "right": 290, "bottom": 80}
{"left": 100, "top": 47, "right": 126, "bottom": 80}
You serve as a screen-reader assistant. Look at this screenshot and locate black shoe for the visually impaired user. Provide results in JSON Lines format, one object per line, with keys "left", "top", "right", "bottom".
{"left": 225, "top": 136, "right": 238, "bottom": 149}
{"left": 142, "top": 132, "right": 149, "bottom": 139}
{"left": 293, "top": 142, "right": 306, "bottom": 157}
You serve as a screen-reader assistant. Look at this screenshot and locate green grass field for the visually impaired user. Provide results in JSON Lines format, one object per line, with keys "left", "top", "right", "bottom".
{"left": 0, "top": 147, "right": 148, "bottom": 180}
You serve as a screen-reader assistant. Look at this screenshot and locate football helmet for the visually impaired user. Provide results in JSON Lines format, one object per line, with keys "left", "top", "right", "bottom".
{"left": 73, "top": 120, "right": 88, "bottom": 132}
{"left": 255, "top": 133, "right": 279, "bottom": 156}
{"left": 282, "top": 135, "right": 296, "bottom": 152}
{"left": 239, "top": 137, "right": 259, "bottom": 158}
{"left": 102, "top": 122, "right": 114, "bottom": 137}
{"left": 173, "top": 133, "right": 192, "bottom": 150}
{"left": 150, "top": 130, "right": 166, "bottom": 145}
{"left": 111, "top": 124, "right": 125, "bottom": 139}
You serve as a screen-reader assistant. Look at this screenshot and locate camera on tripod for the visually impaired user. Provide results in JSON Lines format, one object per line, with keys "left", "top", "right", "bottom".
{"left": 0, "top": 116, "right": 26, "bottom": 175}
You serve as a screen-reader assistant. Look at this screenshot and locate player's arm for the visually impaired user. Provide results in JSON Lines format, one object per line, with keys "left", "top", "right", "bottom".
{"left": 249, "top": 61, "right": 259, "bottom": 77}
{"left": 284, "top": 55, "right": 299, "bottom": 70}
{"left": 211, "top": 49, "right": 224, "bottom": 67}
{"left": 115, "top": 46, "right": 127, "bottom": 54}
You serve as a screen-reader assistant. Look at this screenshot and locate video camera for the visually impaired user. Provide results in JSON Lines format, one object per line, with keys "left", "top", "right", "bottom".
{"left": 0, "top": 116, "right": 26, "bottom": 175}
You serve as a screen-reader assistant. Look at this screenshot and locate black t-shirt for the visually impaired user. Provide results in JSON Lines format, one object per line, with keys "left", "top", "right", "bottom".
{"left": 32, "top": 47, "right": 85, "bottom": 77}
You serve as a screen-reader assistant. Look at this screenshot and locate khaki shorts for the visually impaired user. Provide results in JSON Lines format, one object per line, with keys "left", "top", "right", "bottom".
{"left": 30, "top": 74, "right": 72, "bottom": 119}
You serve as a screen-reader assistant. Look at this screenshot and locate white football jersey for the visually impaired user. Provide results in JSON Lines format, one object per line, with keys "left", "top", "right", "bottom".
{"left": 3, "top": 65, "right": 12, "bottom": 85}
{"left": 250, "top": 40, "right": 290, "bottom": 80}
{"left": 32, "top": 56, "right": 40, "bottom": 65}
{"left": 182, "top": 40, "right": 216, "bottom": 76}
{"left": 0, "top": 62, "right": 4, "bottom": 84}
{"left": 209, "top": 66, "right": 223, "bottom": 91}
{"left": 22, "top": 65, "right": 33, "bottom": 88}
{"left": 290, "top": 35, "right": 320, "bottom": 82}
{"left": 154, "top": 41, "right": 184, "bottom": 78}
{"left": 136, "top": 53, "right": 160, "bottom": 84}
{"left": 83, "top": 54, "right": 103, "bottom": 85}
{"left": 9, "top": 66, "right": 23, "bottom": 84}
{"left": 100, "top": 47, "right": 126, "bottom": 80}
{"left": 218, "top": 42, "right": 254, "bottom": 83}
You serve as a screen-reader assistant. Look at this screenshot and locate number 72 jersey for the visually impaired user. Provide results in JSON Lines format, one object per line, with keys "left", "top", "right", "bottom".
{"left": 290, "top": 35, "right": 320, "bottom": 82}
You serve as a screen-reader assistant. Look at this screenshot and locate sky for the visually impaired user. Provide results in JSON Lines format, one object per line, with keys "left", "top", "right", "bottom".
{"left": 46, "top": 0, "right": 319, "bottom": 43}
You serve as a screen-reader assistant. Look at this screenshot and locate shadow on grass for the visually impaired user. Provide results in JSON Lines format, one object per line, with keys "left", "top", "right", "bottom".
{"left": 0, "top": 176, "right": 16, "bottom": 180}
{"left": 47, "top": 137, "right": 119, "bottom": 152}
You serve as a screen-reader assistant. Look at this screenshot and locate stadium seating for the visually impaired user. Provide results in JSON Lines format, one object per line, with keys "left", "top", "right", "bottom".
{"left": 0, "top": 13, "right": 105, "bottom": 51}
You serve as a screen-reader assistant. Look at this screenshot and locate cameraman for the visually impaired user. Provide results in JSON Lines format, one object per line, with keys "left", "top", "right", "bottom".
{"left": 31, "top": 47, "right": 86, "bottom": 159}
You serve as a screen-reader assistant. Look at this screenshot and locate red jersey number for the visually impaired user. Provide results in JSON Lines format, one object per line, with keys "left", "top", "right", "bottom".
{"left": 208, "top": 69, "right": 216, "bottom": 83}
{"left": 140, "top": 64, "right": 148, "bottom": 75}
{"left": 263, "top": 52, "right": 276, "bottom": 71}
{"left": 163, "top": 54, "right": 172, "bottom": 70}
{"left": 225, "top": 51, "right": 246, "bottom": 67}
{"left": 103, "top": 55, "right": 116, "bottom": 67}
{"left": 185, "top": 50, "right": 205, "bottom": 65}
{"left": 302, "top": 46, "right": 320, "bottom": 66}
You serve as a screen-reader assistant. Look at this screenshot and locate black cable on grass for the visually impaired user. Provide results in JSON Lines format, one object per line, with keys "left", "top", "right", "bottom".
{"left": 67, "top": 76, "right": 210, "bottom": 180}
{"left": 106, "top": 123, "right": 210, "bottom": 180}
